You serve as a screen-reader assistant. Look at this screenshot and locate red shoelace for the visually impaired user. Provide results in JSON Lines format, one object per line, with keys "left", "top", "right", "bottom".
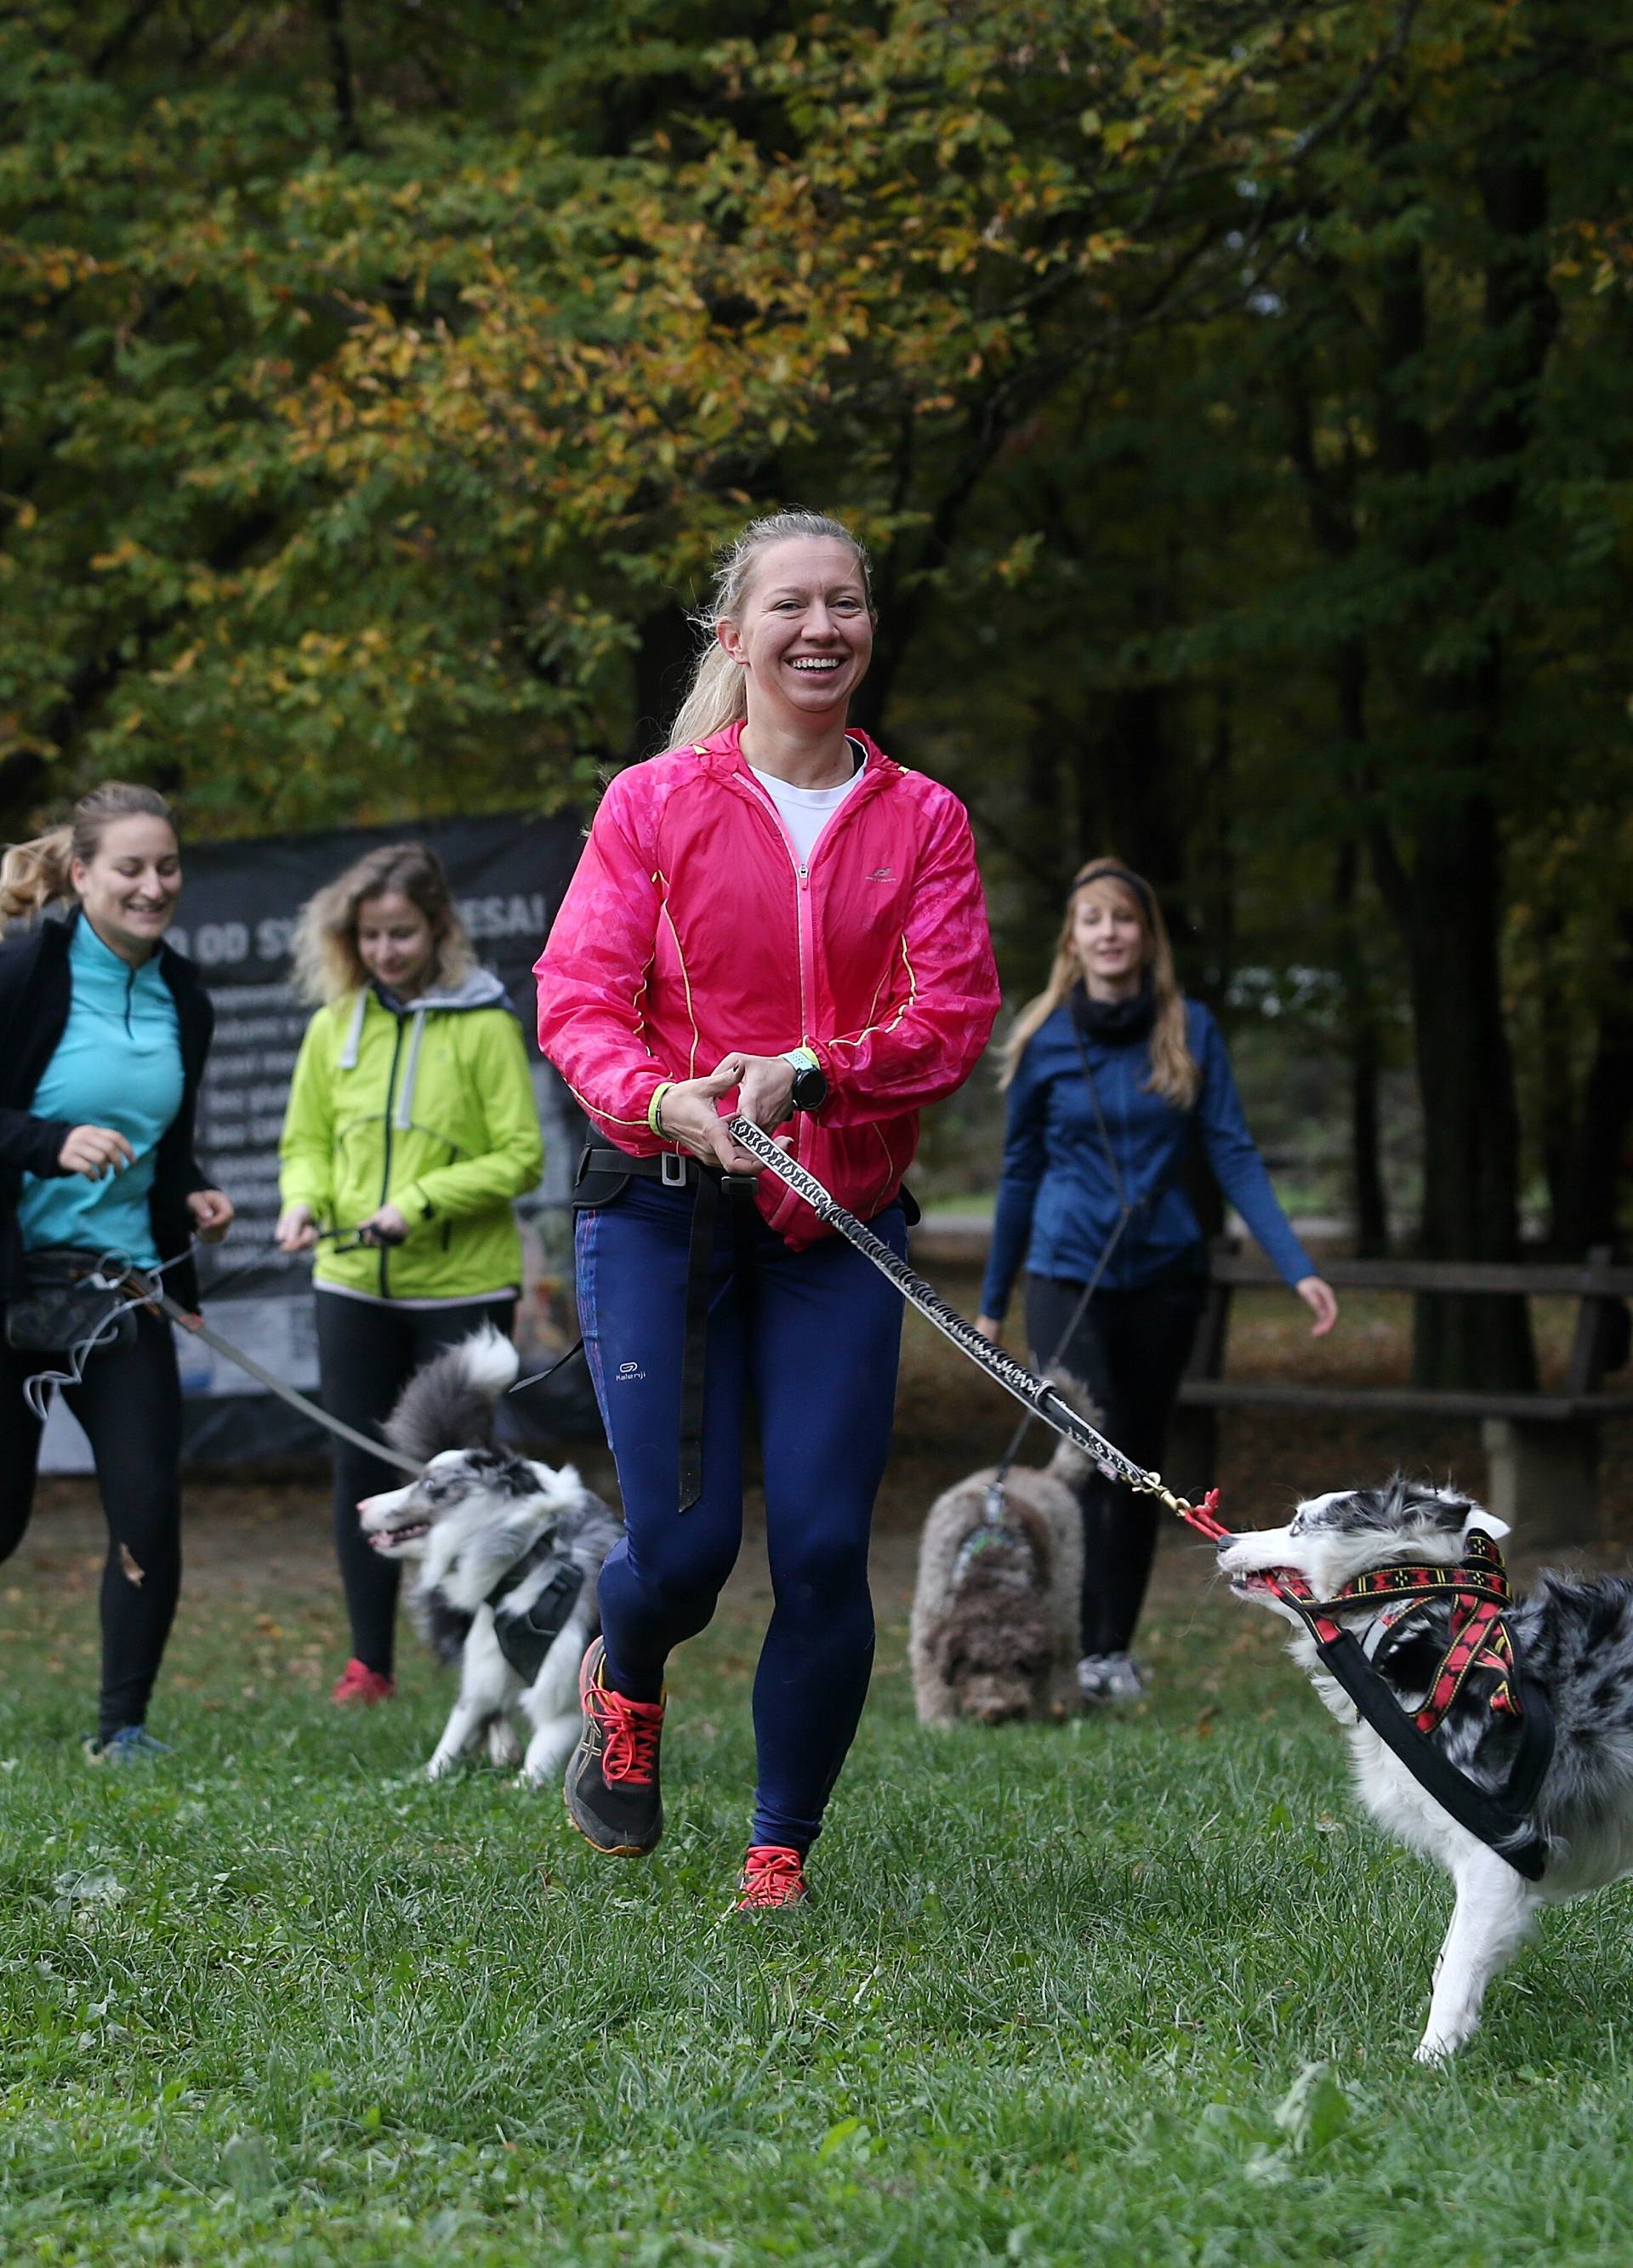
{"left": 737, "top": 1845, "right": 808, "bottom": 1909}
{"left": 594, "top": 1686, "right": 663, "bottom": 1785}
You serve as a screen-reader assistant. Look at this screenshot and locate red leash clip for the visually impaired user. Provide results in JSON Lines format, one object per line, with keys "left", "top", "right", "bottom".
{"left": 1177, "top": 1486, "right": 1228, "bottom": 1541}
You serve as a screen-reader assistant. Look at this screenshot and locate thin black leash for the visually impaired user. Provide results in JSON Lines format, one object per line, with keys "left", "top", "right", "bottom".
{"left": 507, "top": 1336, "right": 586, "bottom": 1397}
{"left": 986, "top": 1012, "right": 1135, "bottom": 1512}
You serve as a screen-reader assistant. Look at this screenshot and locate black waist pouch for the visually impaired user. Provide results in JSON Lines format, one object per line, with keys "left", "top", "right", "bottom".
{"left": 5, "top": 1248, "right": 139, "bottom": 1354}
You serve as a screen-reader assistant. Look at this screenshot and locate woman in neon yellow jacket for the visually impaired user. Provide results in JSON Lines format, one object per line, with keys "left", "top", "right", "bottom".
{"left": 276, "top": 842, "right": 543, "bottom": 1703}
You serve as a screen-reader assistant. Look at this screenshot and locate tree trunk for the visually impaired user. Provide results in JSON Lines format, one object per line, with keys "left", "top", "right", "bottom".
{"left": 1334, "top": 838, "right": 1389, "bottom": 1257}
{"left": 1557, "top": 909, "right": 1633, "bottom": 1254}
{"left": 630, "top": 604, "right": 697, "bottom": 758}
{"left": 1404, "top": 788, "right": 1535, "bottom": 1387}
{"left": 1079, "top": 681, "right": 1186, "bottom": 905}
{"left": 1535, "top": 909, "right": 1576, "bottom": 1249}
{"left": 1364, "top": 130, "right": 1554, "bottom": 1387}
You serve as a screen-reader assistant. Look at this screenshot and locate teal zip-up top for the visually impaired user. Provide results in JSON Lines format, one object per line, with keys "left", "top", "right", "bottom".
{"left": 16, "top": 917, "right": 185, "bottom": 1268}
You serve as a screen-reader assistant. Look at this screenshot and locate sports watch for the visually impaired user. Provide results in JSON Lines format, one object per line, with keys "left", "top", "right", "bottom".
{"left": 782, "top": 1046, "right": 828, "bottom": 1114}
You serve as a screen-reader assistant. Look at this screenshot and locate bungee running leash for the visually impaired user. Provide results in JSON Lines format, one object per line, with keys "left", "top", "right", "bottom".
{"left": 725, "top": 1115, "right": 1555, "bottom": 1878}
{"left": 26, "top": 1242, "right": 421, "bottom": 1477}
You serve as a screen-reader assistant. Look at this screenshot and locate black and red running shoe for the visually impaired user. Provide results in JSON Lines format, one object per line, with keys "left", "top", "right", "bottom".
{"left": 564, "top": 1638, "right": 665, "bottom": 1855}
{"left": 735, "top": 1844, "right": 810, "bottom": 1911}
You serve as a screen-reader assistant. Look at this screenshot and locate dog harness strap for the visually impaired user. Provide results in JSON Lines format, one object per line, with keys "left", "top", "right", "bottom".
{"left": 1312, "top": 1627, "right": 1553, "bottom": 1880}
{"left": 486, "top": 1543, "right": 587, "bottom": 1685}
{"left": 1414, "top": 1595, "right": 1523, "bottom": 1732}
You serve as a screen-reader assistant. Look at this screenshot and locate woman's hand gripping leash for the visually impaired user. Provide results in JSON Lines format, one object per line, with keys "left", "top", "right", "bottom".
{"left": 654, "top": 1057, "right": 795, "bottom": 1174}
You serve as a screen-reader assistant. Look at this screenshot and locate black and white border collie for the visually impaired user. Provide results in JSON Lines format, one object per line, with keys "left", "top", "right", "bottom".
{"left": 358, "top": 1327, "right": 621, "bottom": 1786}
{"left": 1220, "top": 1479, "right": 1633, "bottom": 2060}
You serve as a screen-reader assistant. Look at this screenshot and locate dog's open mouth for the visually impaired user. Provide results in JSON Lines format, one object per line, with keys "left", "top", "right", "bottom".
{"left": 1229, "top": 1569, "right": 1290, "bottom": 1598}
{"left": 367, "top": 1521, "right": 430, "bottom": 1552}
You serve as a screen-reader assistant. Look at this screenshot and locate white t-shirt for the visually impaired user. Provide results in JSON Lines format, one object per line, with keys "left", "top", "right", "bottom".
{"left": 748, "top": 749, "right": 868, "bottom": 868}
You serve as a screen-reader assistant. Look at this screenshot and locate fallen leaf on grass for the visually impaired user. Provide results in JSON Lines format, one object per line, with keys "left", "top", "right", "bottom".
{"left": 1273, "top": 2060, "right": 1352, "bottom": 2151}
{"left": 53, "top": 1867, "right": 126, "bottom": 1910}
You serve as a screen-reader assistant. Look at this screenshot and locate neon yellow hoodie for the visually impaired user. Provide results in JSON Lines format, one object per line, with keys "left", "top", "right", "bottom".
{"left": 278, "top": 971, "right": 543, "bottom": 1302}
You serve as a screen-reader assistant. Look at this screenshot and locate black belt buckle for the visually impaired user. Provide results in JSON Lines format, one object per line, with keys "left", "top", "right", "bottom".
{"left": 661, "top": 1152, "right": 688, "bottom": 1189}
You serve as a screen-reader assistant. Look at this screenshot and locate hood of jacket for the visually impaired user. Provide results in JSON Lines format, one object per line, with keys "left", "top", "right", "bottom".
{"left": 337, "top": 967, "right": 514, "bottom": 1131}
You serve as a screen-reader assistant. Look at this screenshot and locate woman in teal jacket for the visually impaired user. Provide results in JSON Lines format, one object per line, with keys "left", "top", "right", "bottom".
{"left": 276, "top": 842, "right": 543, "bottom": 1701}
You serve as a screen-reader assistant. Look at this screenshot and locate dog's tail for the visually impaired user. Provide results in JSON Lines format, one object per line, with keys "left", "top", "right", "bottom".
{"left": 382, "top": 1325, "right": 520, "bottom": 1464}
{"left": 1042, "top": 1370, "right": 1104, "bottom": 1490}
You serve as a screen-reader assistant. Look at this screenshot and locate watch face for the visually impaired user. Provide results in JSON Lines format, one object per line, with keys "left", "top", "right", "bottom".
{"left": 792, "top": 1063, "right": 828, "bottom": 1112}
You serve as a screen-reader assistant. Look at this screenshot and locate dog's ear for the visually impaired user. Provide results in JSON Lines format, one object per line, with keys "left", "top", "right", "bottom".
{"left": 1461, "top": 1501, "right": 1511, "bottom": 1543}
{"left": 1403, "top": 1481, "right": 1505, "bottom": 1542}
{"left": 1381, "top": 1477, "right": 1458, "bottom": 1534}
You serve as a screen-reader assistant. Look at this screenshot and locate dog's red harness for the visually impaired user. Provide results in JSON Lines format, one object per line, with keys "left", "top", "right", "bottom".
{"left": 1176, "top": 1494, "right": 1551, "bottom": 1878}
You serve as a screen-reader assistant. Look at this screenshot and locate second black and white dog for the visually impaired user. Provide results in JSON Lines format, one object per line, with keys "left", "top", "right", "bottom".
{"left": 1220, "top": 1479, "right": 1633, "bottom": 2060}
{"left": 358, "top": 1327, "right": 620, "bottom": 1786}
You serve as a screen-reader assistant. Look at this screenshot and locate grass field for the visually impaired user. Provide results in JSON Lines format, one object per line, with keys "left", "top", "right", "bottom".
{"left": 5, "top": 1481, "right": 1633, "bottom": 2268}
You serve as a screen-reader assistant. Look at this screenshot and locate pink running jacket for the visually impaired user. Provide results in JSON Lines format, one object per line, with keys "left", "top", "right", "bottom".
{"left": 534, "top": 722, "right": 1001, "bottom": 1247}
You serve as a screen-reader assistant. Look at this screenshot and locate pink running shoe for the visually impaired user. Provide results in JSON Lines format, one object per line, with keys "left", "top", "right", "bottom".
{"left": 331, "top": 1657, "right": 395, "bottom": 1706}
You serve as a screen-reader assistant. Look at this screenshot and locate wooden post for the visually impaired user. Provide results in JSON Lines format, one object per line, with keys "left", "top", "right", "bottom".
{"left": 1480, "top": 1416, "right": 1600, "bottom": 1549}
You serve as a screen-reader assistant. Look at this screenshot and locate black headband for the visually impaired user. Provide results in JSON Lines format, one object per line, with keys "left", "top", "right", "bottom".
{"left": 1072, "top": 862, "right": 1155, "bottom": 921}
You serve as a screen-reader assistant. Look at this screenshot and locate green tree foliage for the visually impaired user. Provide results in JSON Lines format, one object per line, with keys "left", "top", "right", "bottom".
{"left": 1, "top": 2, "right": 1363, "bottom": 827}
{"left": 5, "top": 3, "right": 1633, "bottom": 1381}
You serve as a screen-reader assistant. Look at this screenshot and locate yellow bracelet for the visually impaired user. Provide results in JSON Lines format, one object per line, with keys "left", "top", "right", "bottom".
{"left": 647, "top": 1082, "right": 674, "bottom": 1137}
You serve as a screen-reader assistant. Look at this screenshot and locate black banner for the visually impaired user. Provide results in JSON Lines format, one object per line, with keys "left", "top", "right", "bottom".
{"left": 42, "top": 812, "right": 594, "bottom": 1470}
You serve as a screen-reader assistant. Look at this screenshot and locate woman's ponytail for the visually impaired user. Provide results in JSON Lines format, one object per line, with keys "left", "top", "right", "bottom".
{"left": 0, "top": 782, "right": 176, "bottom": 926}
{"left": 0, "top": 826, "right": 76, "bottom": 922}
{"left": 667, "top": 645, "right": 748, "bottom": 749}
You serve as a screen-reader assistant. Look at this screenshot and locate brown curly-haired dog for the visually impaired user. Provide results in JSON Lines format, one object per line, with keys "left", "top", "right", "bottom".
{"left": 909, "top": 1394, "right": 1093, "bottom": 1729}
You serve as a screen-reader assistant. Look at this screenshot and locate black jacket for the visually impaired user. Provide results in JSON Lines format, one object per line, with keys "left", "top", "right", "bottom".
{"left": 0, "top": 914, "right": 214, "bottom": 1308}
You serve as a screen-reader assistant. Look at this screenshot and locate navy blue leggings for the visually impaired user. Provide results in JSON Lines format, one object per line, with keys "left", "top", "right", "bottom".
{"left": 577, "top": 1177, "right": 906, "bottom": 1853}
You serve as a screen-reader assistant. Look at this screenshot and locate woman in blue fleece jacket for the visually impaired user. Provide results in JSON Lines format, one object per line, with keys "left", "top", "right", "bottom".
{"left": 977, "top": 858, "right": 1338, "bottom": 1703}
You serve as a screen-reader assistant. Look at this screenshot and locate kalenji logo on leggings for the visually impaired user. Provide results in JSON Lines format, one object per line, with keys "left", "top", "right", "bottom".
{"left": 615, "top": 1359, "right": 646, "bottom": 1383}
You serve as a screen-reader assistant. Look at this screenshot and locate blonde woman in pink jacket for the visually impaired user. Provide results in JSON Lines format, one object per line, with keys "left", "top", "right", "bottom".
{"left": 536, "top": 510, "right": 1000, "bottom": 1908}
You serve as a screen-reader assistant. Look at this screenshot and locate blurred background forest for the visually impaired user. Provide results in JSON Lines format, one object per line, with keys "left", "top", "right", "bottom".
{"left": 4, "top": 0, "right": 1633, "bottom": 1389}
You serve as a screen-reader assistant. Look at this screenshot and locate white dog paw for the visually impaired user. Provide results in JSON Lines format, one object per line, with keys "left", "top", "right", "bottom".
{"left": 1414, "top": 2030, "right": 1463, "bottom": 2065}
{"left": 486, "top": 1722, "right": 522, "bottom": 1767}
{"left": 425, "top": 1755, "right": 456, "bottom": 1781}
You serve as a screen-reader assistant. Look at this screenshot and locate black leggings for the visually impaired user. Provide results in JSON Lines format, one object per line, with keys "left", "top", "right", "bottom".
{"left": 315, "top": 1291, "right": 516, "bottom": 1676}
{"left": 1024, "top": 1272, "right": 1204, "bottom": 1657}
{"left": 0, "top": 1308, "right": 184, "bottom": 1741}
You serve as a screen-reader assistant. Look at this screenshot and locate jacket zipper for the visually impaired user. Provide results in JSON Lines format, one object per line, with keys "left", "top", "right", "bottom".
{"left": 378, "top": 1011, "right": 407, "bottom": 1297}
{"left": 726, "top": 770, "right": 885, "bottom": 1227}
